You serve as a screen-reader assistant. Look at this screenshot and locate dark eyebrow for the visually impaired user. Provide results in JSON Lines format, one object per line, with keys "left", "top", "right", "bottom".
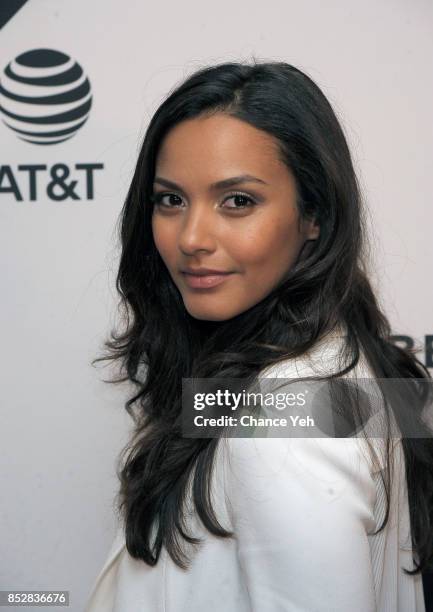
{"left": 153, "top": 174, "right": 268, "bottom": 193}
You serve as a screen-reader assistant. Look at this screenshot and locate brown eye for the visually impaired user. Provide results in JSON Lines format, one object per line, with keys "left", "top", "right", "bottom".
{"left": 222, "top": 192, "right": 256, "bottom": 210}
{"left": 151, "top": 192, "right": 183, "bottom": 208}
{"left": 150, "top": 191, "right": 257, "bottom": 211}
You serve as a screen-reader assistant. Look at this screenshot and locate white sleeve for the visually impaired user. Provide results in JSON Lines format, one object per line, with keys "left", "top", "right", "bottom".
{"left": 222, "top": 436, "right": 378, "bottom": 612}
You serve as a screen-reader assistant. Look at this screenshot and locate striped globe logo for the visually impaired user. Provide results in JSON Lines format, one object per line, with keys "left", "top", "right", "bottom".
{"left": 0, "top": 48, "right": 92, "bottom": 145}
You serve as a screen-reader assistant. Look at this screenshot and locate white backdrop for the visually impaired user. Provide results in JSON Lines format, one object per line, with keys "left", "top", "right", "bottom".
{"left": 1, "top": 0, "right": 432, "bottom": 610}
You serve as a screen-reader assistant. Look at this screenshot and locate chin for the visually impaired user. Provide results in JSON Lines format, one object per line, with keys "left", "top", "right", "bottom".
{"left": 185, "top": 304, "right": 238, "bottom": 322}
{"left": 189, "top": 311, "right": 230, "bottom": 322}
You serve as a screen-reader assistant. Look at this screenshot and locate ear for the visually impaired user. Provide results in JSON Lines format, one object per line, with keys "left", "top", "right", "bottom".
{"left": 303, "top": 216, "right": 320, "bottom": 241}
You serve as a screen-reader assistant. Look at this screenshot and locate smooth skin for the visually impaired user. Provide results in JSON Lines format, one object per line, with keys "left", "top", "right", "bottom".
{"left": 151, "top": 113, "right": 320, "bottom": 322}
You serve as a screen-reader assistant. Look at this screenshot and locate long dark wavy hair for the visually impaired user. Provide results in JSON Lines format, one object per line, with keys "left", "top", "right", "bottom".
{"left": 92, "top": 59, "right": 433, "bottom": 575}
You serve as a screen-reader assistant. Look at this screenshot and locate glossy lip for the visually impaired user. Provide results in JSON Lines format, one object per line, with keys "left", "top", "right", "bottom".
{"left": 181, "top": 271, "right": 234, "bottom": 289}
{"left": 180, "top": 266, "right": 233, "bottom": 276}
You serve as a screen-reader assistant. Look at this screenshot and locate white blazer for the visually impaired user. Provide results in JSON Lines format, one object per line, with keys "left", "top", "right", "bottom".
{"left": 85, "top": 331, "right": 426, "bottom": 611}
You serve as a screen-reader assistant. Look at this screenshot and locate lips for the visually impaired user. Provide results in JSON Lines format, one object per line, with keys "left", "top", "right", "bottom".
{"left": 180, "top": 268, "right": 232, "bottom": 276}
{"left": 181, "top": 272, "right": 233, "bottom": 289}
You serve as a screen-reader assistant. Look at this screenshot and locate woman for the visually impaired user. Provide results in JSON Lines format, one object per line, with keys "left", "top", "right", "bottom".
{"left": 85, "top": 59, "right": 433, "bottom": 611}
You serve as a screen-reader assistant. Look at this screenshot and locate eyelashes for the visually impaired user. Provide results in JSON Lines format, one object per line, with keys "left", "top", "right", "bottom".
{"left": 150, "top": 191, "right": 257, "bottom": 211}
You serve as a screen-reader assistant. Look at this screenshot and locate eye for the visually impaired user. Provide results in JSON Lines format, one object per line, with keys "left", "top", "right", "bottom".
{"left": 151, "top": 192, "right": 184, "bottom": 208}
{"left": 222, "top": 192, "right": 257, "bottom": 210}
{"left": 150, "top": 191, "right": 257, "bottom": 210}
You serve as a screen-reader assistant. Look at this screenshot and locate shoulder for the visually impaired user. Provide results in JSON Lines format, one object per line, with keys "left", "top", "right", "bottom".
{"left": 258, "top": 325, "right": 350, "bottom": 380}
{"left": 215, "top": 436, "right": 382, "bottom": 609}
{"left": 218, "top": 435, "right": 379, "bottom": 539}
{"left": 255, "top": 327, "right": 391, "bottom": 475}
{"left": 216, "top": 328, "right": 388, "bottom": 528}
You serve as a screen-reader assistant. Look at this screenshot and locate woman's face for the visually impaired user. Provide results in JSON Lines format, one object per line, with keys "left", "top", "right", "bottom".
{"left": 151, "top": 113, "right": 319, "bottom": 322}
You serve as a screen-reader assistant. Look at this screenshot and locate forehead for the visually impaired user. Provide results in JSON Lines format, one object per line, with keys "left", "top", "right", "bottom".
{"left": 155, "top": 113, "right": 285, "bottom": 176}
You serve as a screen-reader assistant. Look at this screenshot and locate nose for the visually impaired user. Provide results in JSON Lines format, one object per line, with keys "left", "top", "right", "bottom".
{"left": 177, "top": 203, "right": 217, "bottom": 255}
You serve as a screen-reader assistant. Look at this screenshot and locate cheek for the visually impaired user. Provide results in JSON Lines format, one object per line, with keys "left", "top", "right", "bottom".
{"left": 229, "top": 218, "right": 301, "bottom": 272}
{"left": 152, "top": 216, "right": 174, "bottom": 262}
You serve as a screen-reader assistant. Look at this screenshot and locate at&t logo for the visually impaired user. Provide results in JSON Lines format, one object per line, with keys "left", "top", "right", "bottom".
{"left": 0, "top": 48, "right": 92, "bottom": 145}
